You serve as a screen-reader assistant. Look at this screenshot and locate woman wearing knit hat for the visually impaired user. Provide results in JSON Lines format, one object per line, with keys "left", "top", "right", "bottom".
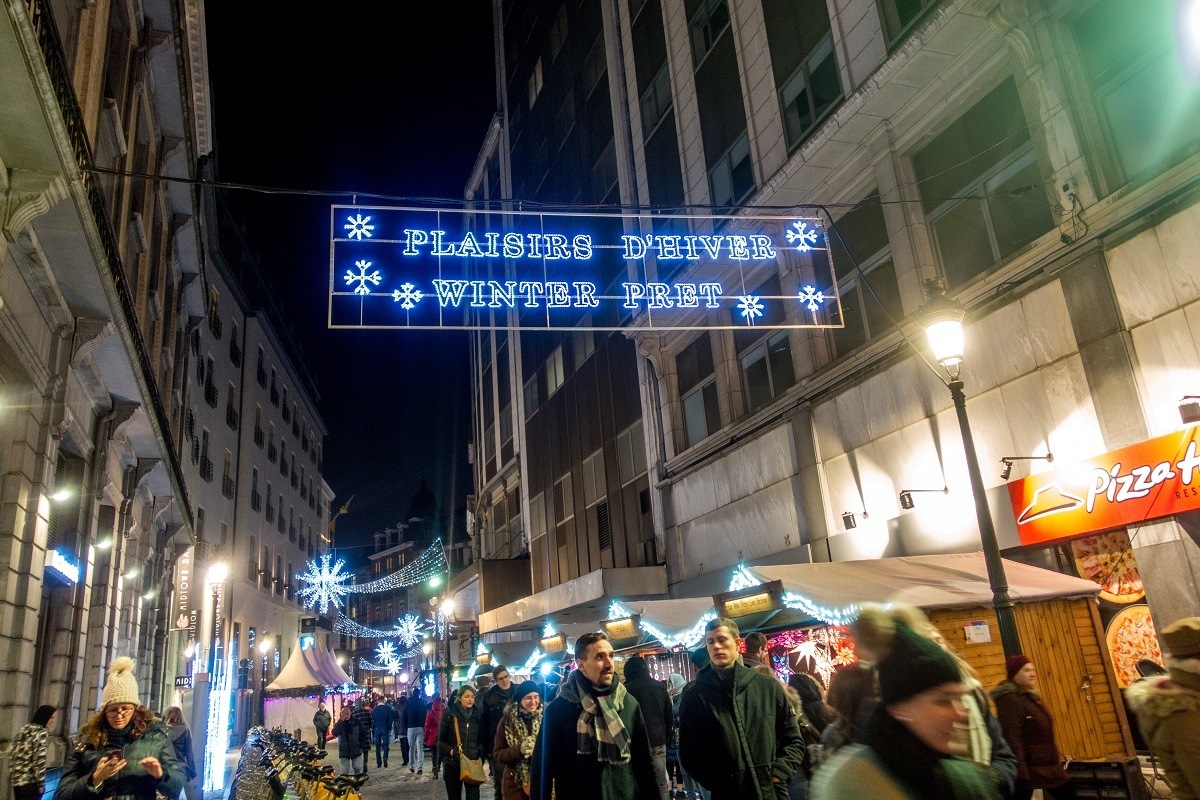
{"left": 53, "top": 657, "right": 185, "bottom": 800}
{"left": 810, "top": 606, "right": 1001, "bottom": 800}
{"left": 990, "top": 656, "right": 1074, "bottom": 800}
{"left": 490, "top": 681, "right": 543, "bottom": 800}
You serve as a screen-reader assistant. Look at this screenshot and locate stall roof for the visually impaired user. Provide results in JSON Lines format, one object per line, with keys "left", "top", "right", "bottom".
{"left": 266, "top": 638, "right": 355, "bottom": 692}
{"left": 748, "top": 552, "right": 1099, "bottom": 619}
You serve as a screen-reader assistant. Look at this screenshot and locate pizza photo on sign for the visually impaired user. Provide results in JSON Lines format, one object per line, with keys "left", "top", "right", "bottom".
{"left": 1104, "top": 605, "right": 1163, "bottom": 688}
{"left": 1016, "top": 483, "right": 1084, "bottom": 525}
{"left": 1072, "top": 529, "right": 1145, "bottom": 604}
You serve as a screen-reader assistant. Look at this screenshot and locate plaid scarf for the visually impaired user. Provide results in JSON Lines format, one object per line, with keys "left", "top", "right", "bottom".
{"left": 559, "top": 669, "right": 631, "bottom": 764}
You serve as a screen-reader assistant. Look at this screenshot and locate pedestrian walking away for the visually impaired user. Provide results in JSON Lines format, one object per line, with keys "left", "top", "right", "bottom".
{"left": 405, "top": 687, "right": 428, "bottom": 774}
{"left": 991, "top": 656, "right": 1075, "bottom": 800}
{"left": 9, "top": 705, "right": 58, "bottom": 800}
{"left": 426, "top": 694, "right": 447, "bottom": 778}
{"left": 491, "top": 681, "right": 542, "bottom": 800}
{"left": 678, "top": 618, "right": 805, "bottom": 800}
{"left": 810, "top": 608, "right": 1001, "bottom": 800}
{"left": 819, "top": 664, "right": 875, "bottom": 758}
{"left": 372, "top": 699, "right": 397, "bottom": 768}
{"left": 482, "top": 665, "right": 516, "bottom": 798}
{"left": 621, "top": 655, "right": 674, "bottom": 800}
{"left": 530, "top": 630, "right": 659, "bottom": 800}
{"left": 314, "top": 702, "right": 332, "bottom": 748}
{"left": 438, "top": 685, "right": 487, "bottom": 800}
{"left": 350, "top": 699, "right": 374, "bottom": 774}
{"left": 1126, "top": 615, "right": 1200, "bottom": 800}
{"left": 54, "top": 657, "right": 185, "bottom": 800}
{"left": 162, "top": 707, "right": 199, "bottom": 800}
{"left": 331, "top": 706, "right": 366, "bottom": 775}
{"left": 396, "top": 694, "right": 410, "bottom": 762}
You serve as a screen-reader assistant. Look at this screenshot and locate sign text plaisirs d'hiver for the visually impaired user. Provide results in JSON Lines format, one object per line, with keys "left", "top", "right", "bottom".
{"left": 328, "top": 205, "right": 843, "bottom": 332}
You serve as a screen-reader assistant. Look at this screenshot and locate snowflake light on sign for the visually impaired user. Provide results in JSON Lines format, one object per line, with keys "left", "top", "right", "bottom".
{"left": 785, "top": 220, "right": 819, "bottom": 252}
{"left": 736, "top": 295, "right": 764, "bottom": 321}
{"left": 394, "top": 614, "right": 424, "bottom": 647}
{"left": 297, "top": 553, "right": 353, "bottom": 612}
{"left": 345, "top": 260, "right": 382, "bottom": 295}
{"left": 798, "top": 285, "right": 828, "bottom": 314}
{"left": 344, "top": 214, "right": 375, "bottom": 240}
{"left": 392, "top": 283, "right": 424, "bottom": 310}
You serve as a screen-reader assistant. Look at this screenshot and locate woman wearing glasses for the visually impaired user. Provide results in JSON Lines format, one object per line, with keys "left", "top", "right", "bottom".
{"left": 54, "top": 658, "right": 184, "bottom": 800}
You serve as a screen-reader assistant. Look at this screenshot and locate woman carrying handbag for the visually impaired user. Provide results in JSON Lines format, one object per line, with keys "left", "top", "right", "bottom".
{"left": 438, "top": 685, "right": 487, "bottom": 799}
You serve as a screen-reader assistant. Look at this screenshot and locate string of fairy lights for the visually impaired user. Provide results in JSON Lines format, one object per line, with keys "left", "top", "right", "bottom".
{"left": 297, "top": 538, "right": 447, "bottom": 613}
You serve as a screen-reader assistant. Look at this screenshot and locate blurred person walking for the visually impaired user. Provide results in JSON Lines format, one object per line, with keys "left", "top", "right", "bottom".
{"left": 491, "top": 681, "right": 543, "bottom": 800}
{"left": 743, "top": 632, "right": 770, "bottom": 671}
{"left": 622, "top": 655, "right": 674, "bottom": 800}
{"left": 162, "top": 708, "right": 199, "bottom": 800}
{"left": 482, "top": 666, "right": 516, "bottom": 796}
{"left": 372, "top": 698, "right": 397, "bottom": 768}
{"left": 313, "top": 703, "right": 331, "bottom": 747}
{"left": 820, "top": 664, "right": 876, "bottom": 757}
{"left": 991, "top": 656, "right": 1074, "bottom": 800}
{"left": 405, "top": 687, "right": 428, "bottom": 775}
{"left": 9, "top": 705, "right": 57, "bottom": 800}
{"left": 351, "top": 699, "right": 374, "bottom": 774}
{"left": 426, "top": 694, "right": 447, "bottom": 778}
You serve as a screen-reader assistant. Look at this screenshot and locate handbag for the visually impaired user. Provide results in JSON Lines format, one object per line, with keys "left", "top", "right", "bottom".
{"left": 453, "top": 717, "right": 487, "bottom": 786}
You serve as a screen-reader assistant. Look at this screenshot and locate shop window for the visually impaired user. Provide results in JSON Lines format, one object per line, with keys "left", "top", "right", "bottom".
{"left": 677, "top": 334, "right": 721, "bottom": 448}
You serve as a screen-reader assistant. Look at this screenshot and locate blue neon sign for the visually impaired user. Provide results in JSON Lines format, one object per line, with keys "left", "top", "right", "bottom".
{"left": 329, "top": 206, "right": 841, "bottom": 331}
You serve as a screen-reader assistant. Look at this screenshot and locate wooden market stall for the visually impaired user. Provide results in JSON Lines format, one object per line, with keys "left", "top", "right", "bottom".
{"left": 718, "top": 552, "right": 1135, "bottom": 764}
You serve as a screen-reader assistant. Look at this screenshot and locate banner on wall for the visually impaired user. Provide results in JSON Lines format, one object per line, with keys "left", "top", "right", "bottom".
{"left": 1006, "top": 425, "right": 1200, "bottom": 546}
{"left": 328, "top": 205, "right": 842, "bottom": 331}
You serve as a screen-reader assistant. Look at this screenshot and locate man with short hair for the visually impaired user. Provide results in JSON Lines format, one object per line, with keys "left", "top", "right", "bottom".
{"left": 531, "top": 631, "right": 659, "bottom": 800}
{"left": 679, "top": 618, "right": 805, "bottom": 800}
{"left": 621, "top": 655, "right": 674, "bottom": 800}
{"left": 742, "top": 631, "right": 769, "bottom": 671}
{"left": 351, "top": 699, "right": 375, "bottom": 774}
{"left": 482, "top": 664, "right": 516, "bottom": 795}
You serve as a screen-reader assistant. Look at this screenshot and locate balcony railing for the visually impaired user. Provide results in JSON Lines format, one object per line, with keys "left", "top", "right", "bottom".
{"left": 225, "top": 405, "right": 239, "bottom": 431}
{"left": 256, "top": 366, "right": 267, "bottom": 388}
{"left": 204, "top": 382, "right": 218, "bottom": 408}
{"left": 184, "top": 409, "right": 194, "bottom": 440}
{"left": 229, "top": 339, "right": 242, "bottom": 367}
{"left": 267, "top": 443, "right": 277, "bottom": 463}
{"left": 251, "top": 489, "right": 262, "bottom": 511}
{"left": 200, "top": 458, "right": 214, "bottom": 482}
{"left": 269, "top": 386, "right": 279, "bottom": 406}
{"left": 207, "top": 312, "right": 222, "bottom": 340}
{"left": 265, "top": 505, "right": 276, "bottom": 523}
{"left": 254, "top": 426, "right": 265, "bottom": 447}
{"left": 290, "top": 473, "right": 299, "bottom": 490}
{"left": 222, "top": 475, "right": 235, "bottom": 499}
{"left": 190, "top": 438, "right": 200, "bottom": 465}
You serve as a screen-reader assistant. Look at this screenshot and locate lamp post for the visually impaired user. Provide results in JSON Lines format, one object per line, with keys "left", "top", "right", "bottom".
{"left": 919, "top": 280, "right": 1021, "bottom": 658}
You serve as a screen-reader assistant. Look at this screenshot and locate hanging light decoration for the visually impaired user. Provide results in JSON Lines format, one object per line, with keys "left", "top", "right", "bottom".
{"left": 298, "top": 538, "right": 448, "bottom": 612}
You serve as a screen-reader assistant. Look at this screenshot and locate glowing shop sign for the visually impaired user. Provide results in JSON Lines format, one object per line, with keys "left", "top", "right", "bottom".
{"left": 329, "top": 206, "right": 841, "bottom": 331}
{"left": 46, "top": 549, "right": 80, "bottom": 584}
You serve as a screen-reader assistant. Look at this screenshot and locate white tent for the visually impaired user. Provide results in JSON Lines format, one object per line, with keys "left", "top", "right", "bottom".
{"left": 263, "top": 638, "right": 358, "bottom": 737}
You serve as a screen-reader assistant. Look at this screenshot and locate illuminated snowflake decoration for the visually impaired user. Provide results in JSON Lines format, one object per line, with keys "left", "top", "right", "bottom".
{"left": 297, "top": 554, "right": 353, "bottom": 613}
{"left": 392, "top": 283, "right": 424, "bottom": 310}
{"left": 736, "top": 295, "right": 764, "bottom": 321}
{"left": 394, "top": 614, "right": 424, "bottom": 647}
{"left": 345, "top": 260, "right": 382, "bottom": 295}
{"left": 344, "top": 214, "right": 375, "bottom": 240}
{"left": 798, "top": 285, "right": 829, "bottom": 314}
{"left": 376, "top": 640, "right": 398, "bottom": 665}
{"left": 386, "top": 660, "right": 401, "bottom": 676}
{"left": 785, "top": 220, "right": 819, "bottom": 251}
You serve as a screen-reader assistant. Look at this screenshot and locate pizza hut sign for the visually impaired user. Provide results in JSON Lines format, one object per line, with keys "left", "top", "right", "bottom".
{"left": 1007, "top": 426, "right": 1200, "bottom": 546}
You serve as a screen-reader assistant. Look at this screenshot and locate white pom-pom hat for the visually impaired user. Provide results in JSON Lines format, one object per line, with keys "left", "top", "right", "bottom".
{"left": 101, "top": 656, "right": 141, "bottom": 708}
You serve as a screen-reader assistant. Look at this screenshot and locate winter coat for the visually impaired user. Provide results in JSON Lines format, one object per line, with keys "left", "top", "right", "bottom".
{"left": 371, "top": 704, "right": 396, "bottom": 735}
{"left": 393, "top": 699, "right": 407, "bottom": 735}
{"left": 492, "top": 708, "right": 542, "bottom": 800}
{"left": 529, "top": 677, "right": 659, "bottom": 800}
{"left": 622, "top": 661, "right": 674, "bottom": 749}
{"left": 403, "top": 696, "right": 427, "bottom": 728}
{"left": 166, "top": 724, "right": 197, "bottom": 782}
{"left": 811, "top": 744, "right": 1000, "bottom": 800}
{"left": 990, "top": 681, "right": 1069, "bottom": 789}
{"left": 437, "top": 702, "right": 486, "bottom": 769}
{"left": 54, "top": 720, "right": 185, "bottom": 800}
{"left": 331, "top": 718, "right": 365, "bottom": 760}
{"left": 9, "top": 724, "right": 50, "bottom": 789}
{"left": 481, "top": 683, "right": 515, "bottom": 757}
{"left": 423, "top": 700, "right": 445, "bottom": 747}
{"left": 313, "top": 709, "right": 332, "bottom": 731}
{"left": 1126, "top": 670, "right": 1200, "bottom": 800}
{"left": 678, "top": 662, "right": 806, "bottom": 800}
{"left": 350, "top": 705, "right": 373, "bottom": 739}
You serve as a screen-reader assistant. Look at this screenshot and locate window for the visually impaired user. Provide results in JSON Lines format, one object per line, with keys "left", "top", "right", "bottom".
{"left": 822, "top": 193, "right": 902, "bottom": 358}
{"left": 879, "top": 0, "right": 937, "bottom": 44}
{"left": 545, "top": 347, "right": 565, "bottom": 396}
{"left": 688, "top": 0, "right": 730, "bottom": 66}
{"left": 914, "top": 78, "right": 1053, "bottom": 288}
{"left": 528, "top": 57, "right": 544, "bottom": 109}
{"left": 572, "top": 327, "right": 595, "bottom": 367}
{"left": 764, "top": 0, "right": 840, "bottom": 149}
{"left": 733, "top": 275, "right": 795, "bottom": 411}
{"left": 582, "top": 449, "right": 607, "bottom": 507}
{"left": 549, "top": 7, "right": 568, "bottom": 62}
{"left": 553, "top": 473, "right": 574, "bottom": 524}
{"left": 524, "top": 373, "right": 540, "bottom": 417}
{"left": 677, "top": 334, "right": 721, "bottom": 447}
{"left": 1073, "top": 0, "right": 1200, "bottom": 182}
{"left": 709, "top": 132, "right": 754, "bottom": 208}
{"left": 195, "top": 506, "right": 205, "bottom": 541}
{"left": 617, "top": 421, "right": 649, "bottom": 484}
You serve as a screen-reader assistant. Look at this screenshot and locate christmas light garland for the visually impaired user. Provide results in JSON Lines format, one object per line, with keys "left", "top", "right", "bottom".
{"left": 299, "top": 538, "right": 448, "bottom": 613}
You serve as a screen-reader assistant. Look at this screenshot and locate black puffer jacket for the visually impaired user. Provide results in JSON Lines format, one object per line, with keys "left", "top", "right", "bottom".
{"left": 331, "top": 717, "right": 365, "bottom": 760}
{"left": 622, "top": 657, "right": 674, "bottom": 748}
{"left": 438, "top": 702, "right": 486, "bottom": 765}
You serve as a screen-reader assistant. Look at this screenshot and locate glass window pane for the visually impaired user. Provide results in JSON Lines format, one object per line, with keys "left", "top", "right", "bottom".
{"left": 986, "top": 152, "right": 1054, "bottom": 260}
{"left": 683, "top": 387, "right": 710, "bottom": 448}
{"left": 831, "top": 282, "right": 867, "bottom": 357}
{"left": 930, "top": 201, "right": 993, "bottom": 289}
{"left": 742, "top": 346, "right": 772, "bottom": 411}
{"left": 861, "top": 258, "right": 902, "bottom": 340}
{"left": 702, "top": 381, "right": 721, "bottom": 437}
{"left": 767, "top": 332, "right": 795, "bottom": 395}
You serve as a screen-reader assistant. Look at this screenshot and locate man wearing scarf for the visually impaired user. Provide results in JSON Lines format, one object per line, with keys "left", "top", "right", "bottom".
{"left": 530, "top": 631, "right": 659, "bottom": 799}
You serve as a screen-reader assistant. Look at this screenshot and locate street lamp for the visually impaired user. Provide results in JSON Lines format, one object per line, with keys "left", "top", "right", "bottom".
{"left": 919, "top": 279, "right": 1021, "bottom": 658}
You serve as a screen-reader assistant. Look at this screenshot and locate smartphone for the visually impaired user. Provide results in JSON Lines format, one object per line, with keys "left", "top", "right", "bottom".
{"left": 106, "top": 749, "right": 122, "bottom": 760}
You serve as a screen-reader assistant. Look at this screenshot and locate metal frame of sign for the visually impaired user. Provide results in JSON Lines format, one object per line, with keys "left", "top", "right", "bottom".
{"left": 329, "top": 205, "right": 843, "bottom": 332}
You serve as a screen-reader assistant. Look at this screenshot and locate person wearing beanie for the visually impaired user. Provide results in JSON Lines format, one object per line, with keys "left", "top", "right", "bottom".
{"left": 10, "top": 705, "right": 58, "bottom": 800}
{"left": 990, "top": 655, "right": 1072, "bottom": 800}
{"left": 1125, "top": 616, "right": 1200, "bottom": 799}
{"left": 491, "top": 681, "right": 543, "bottom": 800}
{"left": 811, "top": 608, "right": 1001, "bottom": 800}
{"left": 54, "top": 658, "right": 184, "bottom": 800}
{"left": 620, "top": 655, "right": 674, "bottom": 800}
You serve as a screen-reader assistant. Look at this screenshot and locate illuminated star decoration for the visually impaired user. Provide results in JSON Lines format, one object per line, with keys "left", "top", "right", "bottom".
{"left": 736, "top": 295, "right": 765, "bottom": 321}
{"left": 392, "top": 283, "right": 424, "bottom": 310}
{"left": 344, "top": 213, "right": 375, "bottom": 240}
{"left": 345, "top": 260, "right": 382, "bottom": 295}
{"left": 797, "top": 285, "right": 828, "bottom": 314}
{"left": 376, "top": 640, "right": 398, "bottom": 665}
{"left": 297, "top": 553, "right": 353, "bottom": 613}
{"left": 785, "top": 220, "right": 819, "bottom": 251}
{"left": 386, "top": 660, "right": 401, "bottom": 676}
{"left": 394, "top": 614, "right": 424, "bottom": 647}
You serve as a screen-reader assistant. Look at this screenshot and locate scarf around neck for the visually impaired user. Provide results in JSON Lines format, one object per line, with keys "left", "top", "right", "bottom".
{"left": 863, "top": 704, "right": 974, "bottom": 800}
{"left": 504, "top": 703, "right": 542, "bottom": 791}
{"left": 558, "top": 669, "right": 631, "bottom": 763}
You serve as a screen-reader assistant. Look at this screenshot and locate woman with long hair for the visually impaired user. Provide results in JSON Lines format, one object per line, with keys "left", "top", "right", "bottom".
{"left": 54, "top": 658, "right": 184, "bottom": 800}
{"left": 438, "top": 685, "right": 486, "bottom": 800}
{"left": 491, "top": 682, "right": 542, "bottom": 800}
{"left": 821, "top": 664, "right": 876, "bottom": 756}
{"left": 10, "top": 705, "right": 57, "bottom": 800}
{"left": 162, "top": 707, "right": 198, "bottom": 800}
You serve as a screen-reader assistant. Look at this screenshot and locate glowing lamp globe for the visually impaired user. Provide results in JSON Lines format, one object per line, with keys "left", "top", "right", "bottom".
{"left": 207, "top": 563, "right": 228, "bottom": 584}
{"left": 919, "top": 280, "right": 966, "bottom": 379}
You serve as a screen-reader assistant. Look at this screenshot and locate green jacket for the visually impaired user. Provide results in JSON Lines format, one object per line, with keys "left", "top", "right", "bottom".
{"left": 678, "top": 663, "right": 805, "bottom": 800}
{"left": 1126, "top": 673, "right": 1200, "bottom": 800}
{"left": 55, "top": 721, "right": 185, "bottom": 800}
{"left": 811, "top": 744, "right": 1000, "bottom": 800}
{"left": 313, "top": 710, "right": 332, "bottom": 730}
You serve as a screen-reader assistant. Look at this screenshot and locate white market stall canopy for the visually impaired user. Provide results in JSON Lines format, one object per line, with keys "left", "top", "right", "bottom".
{"left": 266, "top": 638, "right": 355, "bottom": 693}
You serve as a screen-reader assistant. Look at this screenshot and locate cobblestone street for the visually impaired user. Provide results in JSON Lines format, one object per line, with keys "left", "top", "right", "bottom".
{"left": 318, "top": 742, "right": 496, "bottom": 800}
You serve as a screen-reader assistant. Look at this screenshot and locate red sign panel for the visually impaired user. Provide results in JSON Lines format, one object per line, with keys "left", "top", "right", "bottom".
{"left": 1007, "top": 426, "right": 1200, "bottom": 546}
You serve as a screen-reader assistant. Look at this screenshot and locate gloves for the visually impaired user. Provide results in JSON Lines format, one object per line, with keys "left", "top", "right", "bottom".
{"left": 520, "top": 737, "right": 535, "bottom": 758}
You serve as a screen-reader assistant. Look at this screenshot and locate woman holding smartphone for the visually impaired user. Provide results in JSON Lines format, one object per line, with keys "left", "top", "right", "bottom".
{"left": 55, "top": 658, "right": 184, "bottom": 800}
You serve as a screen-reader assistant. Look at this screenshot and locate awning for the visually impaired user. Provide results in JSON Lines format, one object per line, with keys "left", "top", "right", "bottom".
{"left": 478, "top": 566, "right": 668, "bottom": 634}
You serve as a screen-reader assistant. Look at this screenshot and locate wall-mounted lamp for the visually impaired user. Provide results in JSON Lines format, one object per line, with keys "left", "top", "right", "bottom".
{"left": 898, "top": 487, "right": 949, "bottom": 510}
{"left": 999, "top": 453, "right": 1054, "bottom": 481}
{"left": 841, "top": 511, "right": 867, "bottom": 530}
{"left": 50, "top": 488, "right": 72, "bottom": 503}
{"left": 1181, "top": 396, "right": 1200, "bottom": 425}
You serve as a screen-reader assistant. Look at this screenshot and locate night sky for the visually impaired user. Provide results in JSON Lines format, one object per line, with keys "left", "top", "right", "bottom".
{"left": 204, "top": 5, "right": 497, "bottom": 563}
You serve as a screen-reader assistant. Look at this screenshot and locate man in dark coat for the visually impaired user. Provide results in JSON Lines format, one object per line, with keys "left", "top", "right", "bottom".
{"left": 679, "top": 618, "right": 805, "bottom": 800}
{"left": 404, "top": 688, "right": 428, "bottom": 774}
{"left": 350, "top": 700, "right": 374, "bottom": 774}
{"left": 622, "top": 655, "right": 674, "bottom": 800}
{"left": 481, "top": 664, "right": 516, "bottom": 795}
{"left": 371, "top": 699, "right": 397, "bottom": 768}
{"left": 531, "top": 631, "right": 659, "bottom": 800}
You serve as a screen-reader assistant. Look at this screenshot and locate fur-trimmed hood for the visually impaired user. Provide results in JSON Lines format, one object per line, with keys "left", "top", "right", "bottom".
{"left": 1125, "top": 676, "right": 1200, "bottom": 739}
